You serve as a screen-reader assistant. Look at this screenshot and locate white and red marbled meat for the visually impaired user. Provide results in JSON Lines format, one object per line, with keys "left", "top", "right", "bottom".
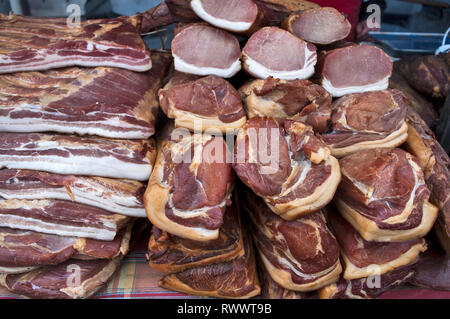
{"left": 243, "top": 189, "right": 342, "bottom": 291}
{"left": 239, "top": 77, "right": 332, "bottom": 133}
{"left": 0, "top": 52, "right": 172, "bottom": 139}
{"left": 320, "top": 89, "right": 408, "bottom": 157}
{"left": 0, "top": 224, "right": 131, "bottom": 273}
{"left": 335, "top": 148, "right": 439, "bottom": 242}
{"left": 242, "top": 27, "right": 317, "bottom": 80}
{"left": 145, "top": 123, "right": 234, "bottom": 241}
{"left": 171, "top": 23, "right": 241, "bottom": 78}
{"left": 318, "top": 263, "right": 416, "bottom": 299}
{"left": 0, "top": 133, "right": 156, "bottom": 181}
{"left": 0, "top": 257, "right": 123, "bottom": 299}
{"left": 317, "top": 44, "right": 393, "bottom": 97}
{"left": 283, "top": 7, "right": 351, "bottom": 45}
{"left": 0, "top": 199, "right": 129, "bottom": 241}
{"left": 0, "top": 169, "right": 145, "bottom": 217}
{"left": 233, "top": 118, "right": 340, "bottom": 220}
{"left": 0, "top": 14, "right": 152, "bottom": 73}
{"left": 326, "top": 205, "right": 426, "bottom": 280}
{"left": 159, "top": 72, "right": 247, "bottom": 133}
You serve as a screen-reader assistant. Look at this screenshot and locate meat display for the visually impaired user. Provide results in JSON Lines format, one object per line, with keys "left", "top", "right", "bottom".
{"left": 171, "top": 23, "right": 241, "bottom": 78}
{"left": 0, "top": 14, "right": 152, "bottom": 73}
{"left": 318, "top": 264, "right": 416, "bottom": 299}
{"left": 327, "top": 206, "right": 426, "bottom": 280}
{"left": 335, "top": 148, "right": 439, "bottom": 242}
{"left": 233, "top": 118, "right": 341, "bottom": 220}
{"left": 0, "top": 257, "right": 123, "bottom": 299}
{"left": 243, "top": 189, "right": 342, "bottom": 291}
{"left": 283, "top": 7, "right": 351, "bottom": 45}
{"left": 0, "top": 52, "right": 172, "bottom": 139}
{"left": 0, "top": 199, "right": 130, "bottom": 241}
{"left": 0, "top": 133, "right": 156, "bottom": 181}
{"left": 190, "top": 0, "right": 260, "bottom": 33}
{"left": 404, "top": 108, "right": 450, "bottom": 254}
{"left": 242, "top": 27, "right": 317, "bottom": 80}
{"left": 239, "top": 77, "right": 332, "bottom": 133}
{"left": 158, "top": 229, "right": 260, "bottom": 298}
{"left": 147, "top": 198, "right": 244, "bottom": 273}
{"left": 145, "top": 124, "right": 234, "bottom": 241}
{"left": 0, "top": 169, "right": 146, "bottom": 217}
{"left": 0, "top": 225, "right": 131, "bottom": 272}
{"left": 320, "top": 89, "right": 408, "bottom": 158}
{"left": 317, "top": 44, "right": 393, "bottom": 97}
{"left": 159, "top": 72, "right": 247, "bottom": 133}
{"left": 398, "top": 55, "right": 449, "bottom": 99}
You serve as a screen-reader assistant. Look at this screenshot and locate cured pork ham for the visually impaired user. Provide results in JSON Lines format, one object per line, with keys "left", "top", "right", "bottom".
{"left": 242, "top": 27, "right": 317, "bottom": 80}
{"left": 233, "top": 118, "right": 340, "bottom": 220}
{"left": 147, "top": 197, "right": 244, "bottom": 273}
{"left": 404, "top": 108, "right": 450, "bottom": 254}
{"left": 326, "top": 206, "right": 426, "bottom": 280}
{"left": 0, "top": 169, "right": 146, "bottom": 217}
{"left": 0, "top": 257, "right": 123, "bottom": 299}
{"left": 145, "top": 124, "right": 234, "bottom": 241}
{"left": 239, "top": 77, "right": 331, "bottom": 133}
{"left": 335, "top": 148, "right": 439, "bottom": 242}
{"left": 0, "top": 14, "right": 151, "bottom": 73}
{"left": 321, "top": 89, "right": 408, "bottom": 158}
{"left": 283, "top": 7, "right": 351, "bottom": 45}
{"left": 243, "top": 189, "right": 342, "bottom": 291}
{"left": 0, "top": 199, "right": 130, "bottom": 241}
{"left": 0, "top": 225, "right": 132, "bottom": 273}
{"left": 317, "top": 44, "right": 393, "bottom": 97}
{"left": 0, "top": 133, "right": 156, "bottom": 181}
{"left": 171, "top": 23, "right": 241, "bottom": 78}
{"left": 158, "top": 229, "right": 260, "bottom": 299}
{"left": 318, "top": 264, "right": 415, "bottom": 299}
{"left": 159, "top": 72, "right": 247, "bottom": 133}
{"left": 0, "top": 52, "right": 172, "bottom": 139}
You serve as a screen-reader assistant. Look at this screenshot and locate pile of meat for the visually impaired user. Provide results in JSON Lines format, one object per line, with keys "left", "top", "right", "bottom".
{"left": 0, "top": 0, "right": 448, "bottom": 299}
{"left": 0, "top": 13, "right": 172, "bottom": 298}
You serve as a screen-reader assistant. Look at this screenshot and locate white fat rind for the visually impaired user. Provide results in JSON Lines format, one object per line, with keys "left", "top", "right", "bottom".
{"left": 0, "top": 214, "right": 116, "bottom": 241}
{"left": 0, "top": 188, "right": 144, "bottom": 217}
{"left": 0, "top": 155, "right": 151, "bottom": 181}
{"left": 322, "top": 76, "right": 389, "bottom": 97}
{"left": 191, "top": 0, "right": 253, "bottom": 32}
{"left": 243, "top": 46, "right": 316, "bottom": 80}
{"left": 173, "top": 53, "right": 241, "bottom": 78}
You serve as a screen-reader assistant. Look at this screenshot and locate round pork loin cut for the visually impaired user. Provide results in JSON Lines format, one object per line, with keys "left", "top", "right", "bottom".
{"left": 171, "top": 23, "right": 241, "bottom": 78}
{"left": 326, "top": 206, "right": 426, "bottom": 280}
{"left": 159, "top": 72, "right": 247, "bottom": 133}
{"left": 321, "top": 89, "right": 408, "bottom": 158}
{"left": 283, "top": 7, "right": 351, "bottom": 45}
{"left": 335, "top": 148, "right": 439, "bottom": 242}
{"left": 190, "top": 0, "right": 259, "bottom": 33}
{"left": 239, "top": 76, "right": 332, "bottom": 133}
{"left": 242, "top": 27, "right": 317, "bottom": 80}
{"left": 233, "top": 117, "right": 341, "bottom": 220}
{"left": 318, "top": 44, "right": 393, "bottom": 97}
